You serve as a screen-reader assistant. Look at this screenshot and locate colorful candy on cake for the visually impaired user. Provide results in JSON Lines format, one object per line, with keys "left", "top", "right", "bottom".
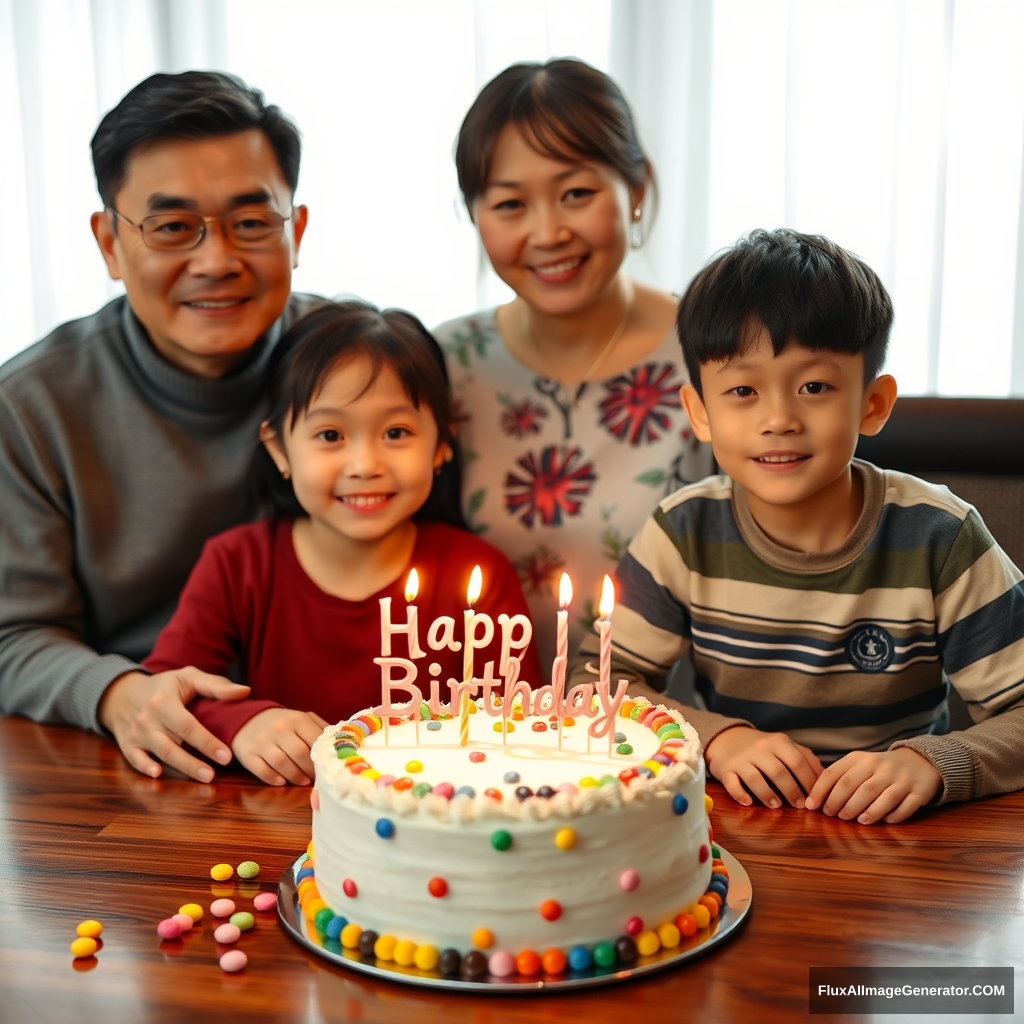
{"left": 300, "top": 569, "right": 729, "bottom": 979}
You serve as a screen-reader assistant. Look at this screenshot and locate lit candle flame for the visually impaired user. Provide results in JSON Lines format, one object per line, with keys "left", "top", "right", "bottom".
{"left": 405, "top": 568, "right": 419, "bottom": 603}
{"left": 467, "top": 564, "right": 482, "bottom": 607}
{"left": 558, "top": 572, "right": 573, "bottom": 609}
{"left": 599, "top": 574, "right": 615, "bottom": 619}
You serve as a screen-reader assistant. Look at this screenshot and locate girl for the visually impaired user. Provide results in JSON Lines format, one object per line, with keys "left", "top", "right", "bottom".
{"left": 434, "top": 59, "right": 714, "bottom": 666}
{"left": 145, "top": 301, "right": 542, "bottom": 786}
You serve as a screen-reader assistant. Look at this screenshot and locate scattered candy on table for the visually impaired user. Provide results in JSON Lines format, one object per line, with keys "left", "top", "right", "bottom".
{"left": 210, "top": 899, "right": 235, "bottom": 918}
{"left": 237, "top": 861, "right": 259, "bottom": 879}
{"left": 70, "top": 937, "right": 98, "bottom": 958}
{"left": 229, "top": 912, "right": 255, "bottom": 932}
{"left": 76, "top": 920, "right": 103, "bottom": 939}
{"left": 171, "top": 913, "right": 194, "bottom": 932}
{"left": 214, "top": 923, "right": 241, "bottom": 944}
{"left": 253, "top": 892, "right": 277, "bottom": 912}
{"left": 219, "top": 949, "right": 247, "bottom": 972}
{"left": 157, "top": 918, "right": 183, "bottom": 940}
{"left": 210, "top": 863, "right": 233, "bottom": 882}
{"left": 178, "top": 903, "right": 203, "bottom": 923}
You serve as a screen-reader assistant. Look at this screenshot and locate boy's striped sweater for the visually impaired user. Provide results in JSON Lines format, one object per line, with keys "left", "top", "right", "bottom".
{"left": 575, "top": 461, "right": 1024, "bottom": 803}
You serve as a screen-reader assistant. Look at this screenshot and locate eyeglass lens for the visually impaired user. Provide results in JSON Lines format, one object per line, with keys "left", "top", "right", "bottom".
{"left": 140, "top": 210, "right": 287, "bottom": 250}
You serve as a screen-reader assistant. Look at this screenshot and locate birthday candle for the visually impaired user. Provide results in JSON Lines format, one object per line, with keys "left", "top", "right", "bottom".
{"left": 597, "top": 574, "right": 614, "bottom": 692}
{"left": 406, "top": 570, "right": 421, "bottom": 742}
{"left": 556, "top": 573, "right": 572, "bottom": 661}
{"left": 461, "top": 565, "right": 482, "bottom": 746}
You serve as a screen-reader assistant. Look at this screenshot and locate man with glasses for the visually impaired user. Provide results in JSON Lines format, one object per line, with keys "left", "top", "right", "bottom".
{"left": 0, "top": 72, "right": 321, "bottom": 782}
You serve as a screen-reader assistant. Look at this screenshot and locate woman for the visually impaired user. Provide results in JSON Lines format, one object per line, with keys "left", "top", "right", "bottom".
{"left": 435, "top": 59, "right": 713, "bottom": 666}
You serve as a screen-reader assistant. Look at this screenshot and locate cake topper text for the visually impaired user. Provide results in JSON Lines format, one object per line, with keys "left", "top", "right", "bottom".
{"left": 372, "top": 567, "right": 626, "bottom": 751}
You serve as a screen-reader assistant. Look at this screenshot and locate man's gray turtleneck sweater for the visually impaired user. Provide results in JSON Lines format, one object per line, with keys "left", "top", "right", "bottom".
{"left": 0, "top": 294, "right": 319, "bottom": 731}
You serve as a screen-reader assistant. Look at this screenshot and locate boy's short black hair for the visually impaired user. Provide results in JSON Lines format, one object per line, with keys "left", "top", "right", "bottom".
{"left": 677, "top": 228, "right": 894, "bottom": 398}
{"left": 90, "top": 71, "right": 301, "bottom": 208}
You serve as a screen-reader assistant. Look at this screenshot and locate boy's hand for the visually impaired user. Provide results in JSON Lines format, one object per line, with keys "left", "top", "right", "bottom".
{"left": 100, "top": 667, "right": 250, "bottom": 783}
{"left": 805, "top": 747, "right": 941, "bottom": 824}
{"left": 231, "top": 708, "right": 330, "bottom": 786}
{"left": 704, "top": 725, "right": 823, "bottom": 809}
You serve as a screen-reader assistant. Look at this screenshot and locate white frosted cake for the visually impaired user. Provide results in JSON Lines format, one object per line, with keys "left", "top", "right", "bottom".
{"left": 300, "top": 695, "right": 727, "bottom": 978}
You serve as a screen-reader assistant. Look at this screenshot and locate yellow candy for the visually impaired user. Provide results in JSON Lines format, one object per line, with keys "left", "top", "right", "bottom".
{"left": 340, "top": 923, "right": 363, "bottom": 949}
{"left": 304, "top": 897, "right": 328, "bottom": 920}
{"left": 393, "top": 939, "right": 417, "bottom": 966}
{"left": 405, "top": 760, "right": 423, "bottom": 773}
{"left": 493, "top": 721, "right": 515, "bottom": 732}
{"left": 554, "top": 828, "right": 577, "bottom": 850}
{"left": 414, "top": 944, "right": 440, "bottom": 970}
{"left": 361, "top": 769, "right": 381, "bottom": 781}
{"left": 472, "top": 927, "right": 494, "bottom": 949}
{"left": 636, "top": 930, "right": 661, "bottom": 957}
{"left": 641, "top": 760, "right": 663, "bottom": 776}
{"left": 579, "top": 776, "right": 599, "bottom": 788}
{"left": 76, "top": 920, "right": 103, "bottom": 939}
{"left": 306, "top": 839, "right": 315, "bottom": 858}
{"left": 178, "top": 903, "right": 203, "bottom": 922}
{"left": 210, "top": 863, "right": 233, "bottom": 882}
{"left": 704, "top": 794, "right": 714, "bottom": 814}
{"left": 657, "top": 922, "right": 681, "bottom": 948}
{"left": 70, "top": 937, "right": 98, "bottom": 958}
{"left": 374, "top": 934, "right": 398, "bottom": 961}
{"left": 691, "top": 903, "right": 711, "bottom": 929}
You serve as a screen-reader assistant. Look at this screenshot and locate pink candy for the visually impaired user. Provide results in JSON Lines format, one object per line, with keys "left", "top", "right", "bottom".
{"left": 433, "top": 782, "right": 455, "bottom": 799}
{"left": 620, "top": 868, "right": 640, "bottom": 892}
{"left": 310, "top": 789, "right": 320, "bottom": 811}
{"left": 488, "top": 950, "right": 515, "bottom": 977}
{"left": 376, "top": 774, "right": 397, "bottom": 788}
{"left": 210, "top": 899, "right": 236, "bottom": 918}
{"left": 219, "top": 949, "right": 248, "bottom": 972}
{"left": 214, "top": 923, "right": 241, "bottom": 944}
{"left": 171, "top": 913, "right": 194, "bottom": 931}
{"left": 157, "top": 917, "right": 183, "bottom": 939}
{"left": 468, "top": 751, "right": 486, "bottom": 763}
{"left": 253, "top": 892, "right": 277, "bottom": 912}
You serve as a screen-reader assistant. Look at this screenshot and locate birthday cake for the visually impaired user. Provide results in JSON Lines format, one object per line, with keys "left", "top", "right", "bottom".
{"left": 303, "top": 695, "right": 726, "bottom": 978}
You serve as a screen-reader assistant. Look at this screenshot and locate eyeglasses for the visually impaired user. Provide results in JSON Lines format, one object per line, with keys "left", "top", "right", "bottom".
{"left": 107, "top": 207, "right": 292, "bottom": 251}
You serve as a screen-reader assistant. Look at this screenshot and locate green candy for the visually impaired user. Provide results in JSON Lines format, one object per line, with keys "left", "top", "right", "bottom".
{"left": 711, "top": 845, "right": 721, "bottom": 860}
{"left": 229, "top": 911, "right": 255, "bottom": 931}
{"left": 237, "top": 860, "right": 260, "bottom": 879}
{"left": 491, "top": 829, "right": 513, "bottom": 851}
{"left": 314, "top": 908, "right": 335, "bottom": 933}
{"left": 419, "top": 701, "right": 431, "bottom": 720}
{"left": 412, "top": 782, "right": 433, "bottom": 797}
{"left": 656, "top": 723, "right": 682, "bottom": 738}
{"left": 598, "top": 775, "right": 620, "bottom": 787}
{"left": 592, "top": 941, "right": 616, "bottom": 967}
{"left": 616, "top": 743, "right": 634, "bottom": 755}
{"left": 335, "top": 747, "right": 360, "bottom": 760}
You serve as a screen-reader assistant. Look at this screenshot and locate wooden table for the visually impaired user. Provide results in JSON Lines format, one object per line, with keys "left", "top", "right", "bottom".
{"left": 1, "top": 716, "right": 1020, "bottom": 1023}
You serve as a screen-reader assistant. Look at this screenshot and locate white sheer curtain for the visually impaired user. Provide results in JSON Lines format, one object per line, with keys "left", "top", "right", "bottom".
{"left": 3, "top": 0, "right": 1024, "bottom": 396}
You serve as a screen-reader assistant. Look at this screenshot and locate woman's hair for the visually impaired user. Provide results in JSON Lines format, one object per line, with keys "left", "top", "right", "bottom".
{"left": 251, "top": 300, "right": 467, "bottom": 529}
{"left": 454, "top": 58, "right": 655, "bottom": 225}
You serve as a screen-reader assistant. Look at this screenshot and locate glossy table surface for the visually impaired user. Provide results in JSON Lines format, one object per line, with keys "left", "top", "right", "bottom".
{"left": 1, "top": 716, "right": 1021, "bottom": 1023}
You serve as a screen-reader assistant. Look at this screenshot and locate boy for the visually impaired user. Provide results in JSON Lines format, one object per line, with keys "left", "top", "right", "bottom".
{"left": 575, "top": 228, "right": 1024, "bottom": 824}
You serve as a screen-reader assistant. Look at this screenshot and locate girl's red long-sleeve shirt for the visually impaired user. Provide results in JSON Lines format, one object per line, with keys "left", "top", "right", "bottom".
{"left": 144, "top": 519, "right": 545, "bottom": 745}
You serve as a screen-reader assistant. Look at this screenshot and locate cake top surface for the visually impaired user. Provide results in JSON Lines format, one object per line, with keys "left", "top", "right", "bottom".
{"left": 312, "top": 696, "right": 702, "bottom": 823}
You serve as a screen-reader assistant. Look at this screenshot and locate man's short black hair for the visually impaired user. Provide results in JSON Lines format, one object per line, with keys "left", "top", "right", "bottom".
{"left": 90, "top": 71, "right": 301, "bottom": 208}
{"left": 677, "top": 228, "right": 894, "bottom": 398}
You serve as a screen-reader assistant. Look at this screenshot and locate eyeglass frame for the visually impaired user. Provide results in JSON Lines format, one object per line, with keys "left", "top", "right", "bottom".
{"left": 105, "top": 206, "right": 294, "bottom": 252}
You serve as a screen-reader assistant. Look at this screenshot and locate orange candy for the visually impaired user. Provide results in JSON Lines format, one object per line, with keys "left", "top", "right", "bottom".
{"left": 620, "top": 700, "right": 637, "bottom": 718}
{"left": 703, "top": 890, "right": 723, "bottom": 909}
{"left": 472, "top": 928, "right": 494, "bottom": 949}
{"left": 392, "top": 777, "right": 414, "bottom": 791}
{"left": 516, "top": 950, "right": 541, "bottom": 975}
{"left": 541, "top": 947, "right": 567, "bottom": 974}
{"left": 698, "top": 894, "right": 720, "bottom": 918}
{"left": 675, "top": 912, "right": 698, "bottom": 937}
{"left": 691, "top": 903, "right": 711, "bottom": 930}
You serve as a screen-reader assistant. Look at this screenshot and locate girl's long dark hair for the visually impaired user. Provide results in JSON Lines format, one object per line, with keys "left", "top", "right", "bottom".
{"left": 251, "top": 300, "right": 467, "bottom": 530}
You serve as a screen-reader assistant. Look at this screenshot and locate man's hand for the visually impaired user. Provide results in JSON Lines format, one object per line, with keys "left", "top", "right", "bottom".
{"left": 231, "top": 707, "right": 329, "bottom": 786}
{"left": 704, "top": 725, "right": 824, "bottom": 809}
{"left": 99, "top": 668, "right": 250, "bottom": 782}
{"left": 805, "top": 747, "right": 941, "bottom": 824}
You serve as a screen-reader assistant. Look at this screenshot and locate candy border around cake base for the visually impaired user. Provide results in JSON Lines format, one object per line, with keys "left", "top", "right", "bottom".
{"left": 277, "top": 846, "right": 751, "bottom": 992}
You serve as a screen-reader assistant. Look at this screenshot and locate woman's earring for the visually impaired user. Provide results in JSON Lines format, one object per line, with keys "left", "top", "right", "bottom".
{"left": 444, "top": 447, "right": 454, "bottom": 463}
{"left": 281, "top": 468, "right": 290, "bottom": 480}
{"left": 630, "top": 208, "right": 643, "bottom": 249}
